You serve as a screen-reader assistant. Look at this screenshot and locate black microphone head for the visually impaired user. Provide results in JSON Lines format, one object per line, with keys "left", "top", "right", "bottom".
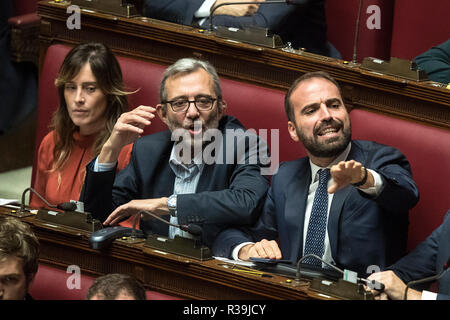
{"left": 57, "top": 202, "right": 78, "bottom": 211}
{"left": 183, "top": 224, "right": 203, "bottom": 237}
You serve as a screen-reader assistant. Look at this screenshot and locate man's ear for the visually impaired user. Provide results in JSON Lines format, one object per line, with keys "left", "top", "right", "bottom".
{"left": 156, "top": 104, "right": 169, "bottom": 125}
{"left": 287, "top": 121, "right": 300, "bottom": 142}
{"left": 218, "top": 99, "right": 227, "bottom": 117}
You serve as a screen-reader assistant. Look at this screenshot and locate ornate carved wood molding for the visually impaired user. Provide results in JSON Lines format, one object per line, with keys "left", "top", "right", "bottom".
{"left": 3, "top": 210, "right": 319, "bottom": 300}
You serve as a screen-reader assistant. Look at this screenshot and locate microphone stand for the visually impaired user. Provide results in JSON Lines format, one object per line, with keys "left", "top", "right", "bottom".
{"left": 18, "top": 187, "right": 102, "bottom": 232}
{"left": 128, "top": 210, "right": 177, "bottom": 242}
{"left": 131, "top": 211, "right": 143, "bottom": 241}
{"left": 137, "top": 210, "right": 212, "bottom": 261}
{"left": 295, "top": 254, "right": 345, "bottom": 280}
{"left": 295, "top": 254, "right": 385, "bottom": 291}
{"left": 403, "top": 269, "right": 449, "bottom": 300}
{"left": 19, "top": 187, "right": 58, "bottom": 214}
{"left": 351, "top": 0, "right": 363, "bottom": 64}
{"left": 295, "top": 254, "right": 382, "bottom": 299}
{"left": 138, "top": 210, "right": 202, "bottom": 237}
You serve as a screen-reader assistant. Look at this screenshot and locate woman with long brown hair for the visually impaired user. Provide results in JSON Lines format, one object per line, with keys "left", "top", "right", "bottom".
{"left": 30, "top": 42, "right": 133, "bottom": 209}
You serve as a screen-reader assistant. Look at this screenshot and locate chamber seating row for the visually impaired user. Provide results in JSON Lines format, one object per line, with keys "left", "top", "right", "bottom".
{"left": 29, "top": 263, "right": 181, "bottom": 300}
{"left": 29, "top": 44, "right": 450, "bottom": 299}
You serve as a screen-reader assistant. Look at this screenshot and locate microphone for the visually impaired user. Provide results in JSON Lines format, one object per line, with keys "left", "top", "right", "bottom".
{"left": 296, "top": 254, "right": 385, "bottom": 291}
{"left": 351, "top": 0, "right": 363, "bottom": 64}
{"left": 403, "top": 257, "right": 450, "bottom": 300}
{"left": 20, "top": 187, "right": 77, "bottom": 214}
{"left": 20, "top": 187, "right": 102, "bottom": 232}
{"left": 136, "top": 210, "right": 203, "bottom": 237}
{"left": 208, "top": 0, "right": 304, "bottom": 31}
{"left": 57, "top": 202, "right": 78, "bottom": 211}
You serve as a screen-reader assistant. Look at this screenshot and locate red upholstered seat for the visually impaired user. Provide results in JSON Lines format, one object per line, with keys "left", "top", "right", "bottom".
{"left": 29, "top": 264, "right": 94, "bottom": 300}
{"left": 7, "top": 12, "right": 40, "bottom": 26}
{"left": 9, "top": 1, "right": 40, "bottom": 31}
{"left": 350, "top": 109, "right": 450, "bottom": 251}
{"left": 390, "top": 0, "right": 450, "bottom": 60}
{"left": 326, "top": 0, "right": 394, "bottom": 62}
{"left": 221, "top": 78, "right": 306, "bottom": 164}
{"left": 29, "top": 264, "right": 182, "bottom": 300}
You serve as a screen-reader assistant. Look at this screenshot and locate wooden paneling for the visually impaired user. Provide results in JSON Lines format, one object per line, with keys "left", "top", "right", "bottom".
{"left": 1, "top": 207, "right": 326, "bottom": 300}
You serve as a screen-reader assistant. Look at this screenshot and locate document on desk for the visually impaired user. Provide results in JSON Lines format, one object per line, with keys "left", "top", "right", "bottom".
{"left": 214, "top": 256, "right": 255, "bottom": 267}
{"left": 0, "top": 198, "right": 20, "bottom": 207}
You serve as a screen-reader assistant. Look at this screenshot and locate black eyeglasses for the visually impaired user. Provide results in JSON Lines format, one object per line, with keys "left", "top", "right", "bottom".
{"left": 163, "top": 96, "right": 218, "bottom": 113}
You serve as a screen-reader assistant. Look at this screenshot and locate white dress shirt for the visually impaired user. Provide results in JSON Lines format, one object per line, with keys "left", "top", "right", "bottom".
{"left": 194, "top": 0, "right": 216, "bottom": 26}
{"left": 167, "top": 145, "right": 204, "bottom": 239}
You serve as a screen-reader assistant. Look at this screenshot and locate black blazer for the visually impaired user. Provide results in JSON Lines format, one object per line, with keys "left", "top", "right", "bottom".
{"left": 81, "top": 116, "right": 269, "bottom": 247}
{"left": 390, "top": 211, "right": 450, "bottom": 300}
{"left": 212, "top": 140, "right": 420, "bottom": 276}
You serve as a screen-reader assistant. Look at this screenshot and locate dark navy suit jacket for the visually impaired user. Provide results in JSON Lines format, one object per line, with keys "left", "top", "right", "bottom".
{"left": 390, "top": 211, "right": 450, "bottom": 300}
{"left": 212, "top": 140, "right": 419, "bottom": 276}
{"left": 80, "top": 116, "right": 269, "bottom": 248}
{"left": 143, "top": 0, "right": 330, "bottom": 56}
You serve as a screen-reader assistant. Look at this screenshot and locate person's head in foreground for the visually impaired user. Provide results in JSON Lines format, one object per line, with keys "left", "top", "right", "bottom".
{"left": 86, "top": 273, "right": 146, "bottom": 300}
{"left": 0, "top": 215, "right": 40, "bottom": 300}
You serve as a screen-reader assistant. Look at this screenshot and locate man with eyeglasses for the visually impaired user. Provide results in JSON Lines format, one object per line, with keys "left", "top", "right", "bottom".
{"left": 81, "top": 58, "right": 269, "bottom": 247}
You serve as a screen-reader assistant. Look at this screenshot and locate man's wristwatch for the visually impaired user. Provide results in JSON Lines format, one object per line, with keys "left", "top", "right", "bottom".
{"left": 352, "top": 166, "right": 368, "bottom": 187}
{"left": 167, "top": 194, "right": 177, "bottom": 217}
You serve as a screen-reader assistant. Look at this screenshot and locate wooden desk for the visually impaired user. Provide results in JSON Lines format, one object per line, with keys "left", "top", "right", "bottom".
{"left": 37, "top": 1, "right": 449, "bottom": 130}
{"left": 1, "top": 207, "right": 334, "bottom": 300}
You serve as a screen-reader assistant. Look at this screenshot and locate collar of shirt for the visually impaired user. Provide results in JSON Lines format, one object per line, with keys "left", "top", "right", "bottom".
{"left": 309, "top": 142, "right": 352, "bottom": 183}
{"left": 169, "top": 143, "right": 204, "bottom": 178}
{"left": 194, "top": 0, "right": 216, "bottom": 18}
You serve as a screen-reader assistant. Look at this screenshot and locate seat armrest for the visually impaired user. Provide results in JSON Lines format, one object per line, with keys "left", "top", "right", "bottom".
{"left": 8, "top": 12, "right": 41, "bottom": 28}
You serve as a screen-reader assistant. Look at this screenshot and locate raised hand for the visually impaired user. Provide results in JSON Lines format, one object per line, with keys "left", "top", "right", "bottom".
{"left": 328, "top": 160, "right": 373, "bottom": 193}
{"left": 99, "top": 105, "right": 156, "bottom": 163}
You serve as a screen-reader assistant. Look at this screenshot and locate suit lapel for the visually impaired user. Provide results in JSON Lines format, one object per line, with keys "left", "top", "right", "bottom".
{"left": 151, "top": 139, "right": 176, "bottom": 197}
{"left": 328, "top": 186, "right": 352, "bottom": 260}
{"left": 148, "top": 137, "right": 175, "bottom": 236}
{"left": 328, "top": 142, "right": 364, "bottom": 260}
{"left": 284, "top": 161, "right": 311, "bottom": 261}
